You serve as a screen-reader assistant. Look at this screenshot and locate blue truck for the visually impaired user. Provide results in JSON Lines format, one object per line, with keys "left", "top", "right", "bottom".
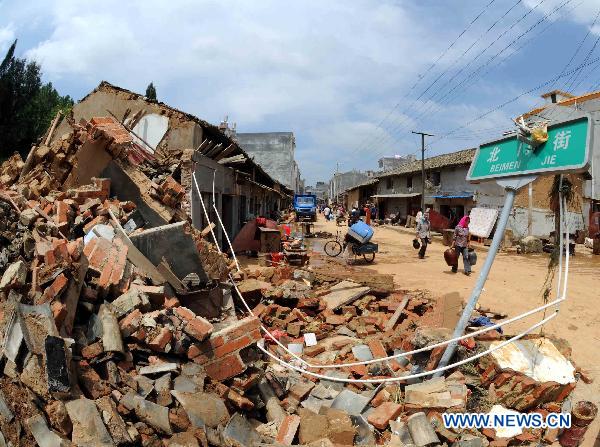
{"left": 293, "top": 194, "right": 317, "bottom": 222}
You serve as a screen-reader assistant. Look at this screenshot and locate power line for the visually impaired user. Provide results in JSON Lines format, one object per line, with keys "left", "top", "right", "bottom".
{"left": 367, "top": 0, "right": 574, "bottom": 158}
{"left": 430, "top": 55, "right": 600, "bottom": 145}
{"left": 564, "top": 23, "right": 600, "bottom": 91}
{"left": 355, "top": 0, "right": 550, "bottom": 159}
{"left": 346, "top": 0, "right": 502, "bottom": 158}
{"left": 556, "top": 5, "right": 600, "bottom": 91}
{"left": 379, "top": 53, "right": 599, "bottom": 165}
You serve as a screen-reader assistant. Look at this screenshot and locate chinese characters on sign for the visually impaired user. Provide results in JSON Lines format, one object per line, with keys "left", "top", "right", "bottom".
{"left": 467, "top": 117, "right": 591, "bottom": 182}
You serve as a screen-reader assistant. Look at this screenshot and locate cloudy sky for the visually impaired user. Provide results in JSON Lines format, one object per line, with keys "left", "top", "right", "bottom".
{"left": 2, "top": 0, "right": 600, "bottom": 184}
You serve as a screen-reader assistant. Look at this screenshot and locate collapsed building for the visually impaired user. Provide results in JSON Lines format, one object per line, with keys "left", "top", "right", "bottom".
{"left": 47, "top": 81, "right": 293, "bottom": 247}
{"left": 0, "top": 82, "right": 593, "bottom": 447}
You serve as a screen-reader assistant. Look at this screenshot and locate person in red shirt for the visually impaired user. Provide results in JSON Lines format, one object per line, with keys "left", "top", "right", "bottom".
{"left": 364, "top": 204, "right": 371, "bottom": 225}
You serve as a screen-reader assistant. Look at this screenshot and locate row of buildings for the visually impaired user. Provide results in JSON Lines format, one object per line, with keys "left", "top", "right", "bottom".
{"left": 341, "top": 89, "right": 600, "bottom": 240}
{"left": 56, "top": 81, "right": 304, "bottom": 247}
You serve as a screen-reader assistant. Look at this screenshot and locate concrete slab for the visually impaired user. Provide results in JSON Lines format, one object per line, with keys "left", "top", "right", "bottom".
{"left": 322, "top": 281, "right": 370, "bottom": 310}
{"left": 0, "top": 391, "right": 13, "bottom": 423}
{"left": 171, "top": 391, "right": 229, "bottom": 428}
{"left": 222, "top": 413, "right": 261, "bottom": 447}
{"left": 352, "top": 344, "right": 374, "bottom": 362}
{"left": 351, "top": 414, "right": 377, "bottom": 446}
{"left": 95, "top": 396, "right": 133, "bottom": 445}
{"left": 27, "top": 414, "right": 69, "bottom": 447}
{"left": 139, "top": 363, "right": 177, "bottom": 376}
{"left": 489, "top": 338, "right": 575, "bottom": 384}
{"left": 65, "top": 398, "right": 115, "bottom": 447}
{"left": 330, "top": 389, "right": 370, "bottom": 416}
{"left": 130, "top": 221, "right": 208, "bottom": 283}
{"left": 321, "top": 370, "right": 350, "bottom": 392}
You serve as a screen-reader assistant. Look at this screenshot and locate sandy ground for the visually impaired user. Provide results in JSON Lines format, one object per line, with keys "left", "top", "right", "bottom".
{"left": 310, "top": 214, "right": 600, "bottom": 446}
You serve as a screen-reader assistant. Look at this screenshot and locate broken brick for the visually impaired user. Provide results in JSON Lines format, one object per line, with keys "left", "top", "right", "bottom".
{"left": 183, "top": 317, "right": 214, "bottom": 342}
{"left": 367, "top": 402, "right": 403, "bottom": 430}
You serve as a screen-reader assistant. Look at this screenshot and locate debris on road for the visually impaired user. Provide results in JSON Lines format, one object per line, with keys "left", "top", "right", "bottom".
{"left": 0, "top": 115, "right": 586, "bottom": 445}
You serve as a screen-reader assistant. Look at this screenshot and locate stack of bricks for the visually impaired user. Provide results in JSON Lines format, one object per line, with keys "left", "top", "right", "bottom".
{"left": 152, "top": 176, "right": 185, "bottom": 208}
{"left": 86, "top": 116, "right": 133, "bottom": 158}
{"left": 0, "top": 152, "right": 25, "bottom": 186}
{"left": 479, "top": 358, "right": 576, "bottom": 411}
{"left": 83, "top": 236, "right": 130, "bottom": 297}
{"left": 6, "top": 117, "right": 134, "bottom": 201}
{"left": 69, "top": 177, "right": 111, "bottom": 204}
{"left": 187, "top": 316, "right": 262, "bottom": 381}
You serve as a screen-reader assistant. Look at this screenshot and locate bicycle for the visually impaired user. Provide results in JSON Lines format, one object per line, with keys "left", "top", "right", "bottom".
{"left": 324, "top": 230, "right": 344, "bottom": 257}
{"left": 324, "top": 230, "right": 378, "bottom": 263}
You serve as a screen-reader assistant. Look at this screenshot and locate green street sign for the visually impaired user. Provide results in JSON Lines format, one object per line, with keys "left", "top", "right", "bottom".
{"left": 467, "top": 116, "right": 592, "bottom": 182}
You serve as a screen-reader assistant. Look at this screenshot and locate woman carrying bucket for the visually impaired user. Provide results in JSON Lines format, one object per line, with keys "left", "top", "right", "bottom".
{"left": 452, "top": 215, "right": 472, "bottom": 276}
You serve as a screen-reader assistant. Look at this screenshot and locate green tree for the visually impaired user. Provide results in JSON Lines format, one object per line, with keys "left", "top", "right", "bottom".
{"left": 145, "top": 82, "right": 157, "bottom": 101}
{"left": 0, "top": 40, "right": 73, "bottom": 161}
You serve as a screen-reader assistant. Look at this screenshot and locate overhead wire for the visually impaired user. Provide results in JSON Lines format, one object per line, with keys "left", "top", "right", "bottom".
{"left": 556, "top": 5, "right": 600, "bottom": 91}
{"left": 347, "top": 0, "right": 514, "bottom": 159}
{"left": 354, "top": 0, "right": 551, "bottom": 160}
{"left": 400, "top": 0, "right": 576, "bottom": 147}
{"left": 350, "top": 0, "right": 588, "bottom": 169}
{"left": 429, "top": 55, "right": 600, "bottom": 145}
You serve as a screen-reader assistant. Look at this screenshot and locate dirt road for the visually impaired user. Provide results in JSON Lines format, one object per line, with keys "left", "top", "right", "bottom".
{"left": 313, "top": 215, "right": 600, "bottom": 446}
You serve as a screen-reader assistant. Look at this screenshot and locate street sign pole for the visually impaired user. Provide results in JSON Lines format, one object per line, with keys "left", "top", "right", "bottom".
{"left": 435, "top": 113, "right": 592, "bottom": 376}
{"left": 434, "top": 175, "right": 536, "bottom": 376}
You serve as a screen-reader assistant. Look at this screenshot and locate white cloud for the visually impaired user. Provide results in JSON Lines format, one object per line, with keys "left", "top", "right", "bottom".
{"left": 524, "top": 0, "right": 600, "bottom": 31}
{"left": 0, "top": 0, "right": 592, "bottom": 182}
{"left": 0, "top": 25, "right": 15, "bottom": 53}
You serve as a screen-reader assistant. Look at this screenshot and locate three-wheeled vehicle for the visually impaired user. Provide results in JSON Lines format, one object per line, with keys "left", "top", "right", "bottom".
{"left": 324, "top": 220, "right": 378, "bottom": 263}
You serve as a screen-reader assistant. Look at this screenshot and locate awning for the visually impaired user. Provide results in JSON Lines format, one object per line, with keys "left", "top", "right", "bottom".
{"left": 431, "top": 193, "right": 473, "bottom": 199}
{"left": 371, "top": 193, "right": 421, "bottom": 199}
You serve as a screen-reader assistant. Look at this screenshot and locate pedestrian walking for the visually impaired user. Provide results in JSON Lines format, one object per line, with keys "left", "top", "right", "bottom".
{"left": 323, "top": 205, "right": 331, "bottom": 221}
{"left": 364, "top": 203, "right": 371, "bottom": 225}
{"left": 371, "top": 204, "right": 377, "bottom": 221}
{"left": 416, "top": 208, "right": 431, "bottom": 259}
{"left": 452, "top": 215, "right": 472, "bottom": 275}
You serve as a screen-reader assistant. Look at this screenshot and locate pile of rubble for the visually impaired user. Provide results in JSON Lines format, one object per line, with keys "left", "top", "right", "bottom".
{"left": 0, "top": 116, "right": 587, "bottom": 446}
{"left": 232, "top": 265, "right": 582, "bottom": 446}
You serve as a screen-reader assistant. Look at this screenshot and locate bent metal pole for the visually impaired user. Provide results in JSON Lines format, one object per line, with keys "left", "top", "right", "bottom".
{"left": 434, "top": 186, "right": 517, "bottom": 376}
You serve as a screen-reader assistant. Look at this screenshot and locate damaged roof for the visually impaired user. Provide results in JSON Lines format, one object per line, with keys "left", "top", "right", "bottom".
{"left": 86, "top": 82, "right": 292, "bottom": 195}
{"left": 377, "top": 148, "right": 476, "bottom": 178}
{"left": 523, "top": 88, "right": 600, "bottom": 119}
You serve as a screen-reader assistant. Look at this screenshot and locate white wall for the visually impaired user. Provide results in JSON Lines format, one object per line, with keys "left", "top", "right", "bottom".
{"left": 507, "top": 207, "right": 584, "bottom": 239}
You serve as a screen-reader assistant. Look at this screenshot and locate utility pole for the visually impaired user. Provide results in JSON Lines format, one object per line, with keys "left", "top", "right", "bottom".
{"left": 335, "top": 162, "right": 340, "bottom": 204}
{"left": 412, "top": 131, "right": 434, "bottom": 211}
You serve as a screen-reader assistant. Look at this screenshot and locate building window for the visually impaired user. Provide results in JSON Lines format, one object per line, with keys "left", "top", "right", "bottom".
{"left": 386, "top": 177, "right": 393, "bottom": 190}
{"left": 406, "top": 176, "right": 413, "bottom": 189}
{"left": 432, "top": 171, "right": 441, "bottom": 186}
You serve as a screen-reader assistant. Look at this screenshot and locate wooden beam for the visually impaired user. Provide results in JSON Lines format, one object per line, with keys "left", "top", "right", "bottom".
{"left": 44, "top": 111, "right": 63, "bottom": 146}
{"left": 214, "top": 143, "right": 237, "bottom": 161}
{"left": 201, "top": 141, "right": 216, "bottom": 155}
{"left": 157, "top": 260, "right": 187, "bottom": 293}
{"left": 384, "top": 296, "right": 410, "bottom": 331}
{"left": 218, "top": 154, "right": 246, "bottom": 165}
{"left": 106, "top": 109, "right": 155, "bottom": 152}
{"left": 196, "top": 139, "right": 211, "bottom": 153}
{"left": 200, "top": 222, "right": 216, "bottom": 238}
{"left": 108, "top": 209, "right": 166, "bottom": 286}
{"left": 205, "top": 143, "right": 223, "bottom": 158}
